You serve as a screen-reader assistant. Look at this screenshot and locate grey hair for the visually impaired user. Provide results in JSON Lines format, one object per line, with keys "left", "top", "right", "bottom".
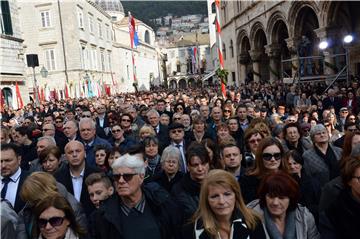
{"left": 37, "top": 136, "right": 56, "bottom": 145}
{"left": 160, "top": 113, "right": 170, "bottom": 119}
{"left": 160, "top": 145, "right": 180, "bottom": 165}
{"left": 64, "top": 120, "right": 78, "bottom": 129}
{"left": 112, "top": 153, "right": 145, "bottom": 174}
{"left": 79, "top": 118, "right": 96, "bottom": 130}
{"left": 310, "top": 124, "right": 327, "bottom": 141}
{"left": 43, "top": 123, "right": 55, "bottom": 130}
{"left": 146, "top": 109, "right": 159, "bottom": 118}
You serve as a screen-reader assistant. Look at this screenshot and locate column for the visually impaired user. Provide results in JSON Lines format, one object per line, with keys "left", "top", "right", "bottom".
{"left": 249, "top": 50, "right": 262, "bottom": 83}
{"left": 285, "top": 37, "right": 300, "bottom": 78}
{"left": 314, "top": 27, "right": 337, "bottom": 76}
{"left": 238, "top": 53, "right": 249, "bottom": 84}
{"left": 265, "top": 44, "right": 281, "bottom": 83}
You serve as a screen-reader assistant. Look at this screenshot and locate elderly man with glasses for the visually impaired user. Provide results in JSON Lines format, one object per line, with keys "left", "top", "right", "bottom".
{"left": 91, "top": 154, "right": 182, "bottom": 239}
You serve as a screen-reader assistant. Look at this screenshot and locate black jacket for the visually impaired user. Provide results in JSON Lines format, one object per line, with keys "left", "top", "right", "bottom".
{"left": 238, "top": 174, "right": 260, "bottom": 204}
{"left": 181, "top": 209, "right": 266, "bottom": 239}
{"left": 320, "top": 188, "right": 360, "bottom": 239}
{"left": 171, "top": 173, "right": 201, "bottom": 221}
{"left": 151, "top": 171, "right": 184, "bottom": 192}
{"left": 13, "top": 170, "right": 30, "bottom": 213}
{"left": 91, "top": 182, "right": 182, "bottom": 239}
{"left": 54, "top": 164, "right": 100, "bottom": 216}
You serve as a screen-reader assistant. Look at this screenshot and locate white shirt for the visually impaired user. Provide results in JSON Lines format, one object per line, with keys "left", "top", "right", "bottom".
{"left": 1, "top": 167, "right": 21, "bottom": 207}
{"left": 70, "top": 168, "right": 85, "bottom": 202}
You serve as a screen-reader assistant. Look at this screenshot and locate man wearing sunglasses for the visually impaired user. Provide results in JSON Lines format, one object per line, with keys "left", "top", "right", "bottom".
{"left": 303, "top": 124, "right": 342, "bottom": 189}
{"left": 91, "top": 154, "right": 182, "bottom": 239}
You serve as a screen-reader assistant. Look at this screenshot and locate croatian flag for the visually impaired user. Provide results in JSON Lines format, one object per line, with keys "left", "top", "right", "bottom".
{"left": 128, "top": 12, "right": 139, "bottom": 48}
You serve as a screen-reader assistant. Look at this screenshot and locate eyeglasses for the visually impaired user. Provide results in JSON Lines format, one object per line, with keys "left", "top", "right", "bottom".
{"left": 121, "top": 119, "right": 131, "bottom": 122}
{"left": 174, "top": 118, "right": 181, "bottom": 120}
{"left": 82, "top": 115, "right": 91, "bottom": 118}
{"left": 42, "top": 128, "right": 53, "bottom": 131}
{"left": 55, "top": 121, "right": 63, "bottom": 123}
{"left": 171, "top": 129, "right": 183, "bottom": 134}
{"left": 262, "top": 152, "right": 282, "bottom": 161}
{"left": 112, "top": 173, "right": 138, "bottom": 182}
{"left": 38, "top": 217, "right": 65, "bottom": 228}
{"left": 248, "top": 138, "right": 261, "bottom": 144}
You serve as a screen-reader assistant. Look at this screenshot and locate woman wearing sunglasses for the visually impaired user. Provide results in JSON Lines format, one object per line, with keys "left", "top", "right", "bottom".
{"left": 31, "top": 193, "right": 86, "bottom": 239}
{"left": 239, "top": 137, "right": 289, "bottom": 204}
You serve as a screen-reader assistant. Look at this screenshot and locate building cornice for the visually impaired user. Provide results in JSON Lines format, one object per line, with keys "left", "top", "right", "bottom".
{"left": 86, "top": 0, "right": 111, "bottom": 19}
{"left": 0, "top": 34, "right": 24, "bottom": 43}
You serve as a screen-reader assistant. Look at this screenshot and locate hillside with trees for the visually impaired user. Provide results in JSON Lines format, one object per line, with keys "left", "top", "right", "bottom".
{"left": 122, "top": 1, "right": 208, "bottom": 28}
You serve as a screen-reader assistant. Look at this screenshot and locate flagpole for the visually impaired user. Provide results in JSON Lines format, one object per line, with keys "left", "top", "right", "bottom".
{"left": 128, "top": 12, "right": 138, "bottom": 93}
{"left": 215, "top": 0, "right": 226, "bottom": 98}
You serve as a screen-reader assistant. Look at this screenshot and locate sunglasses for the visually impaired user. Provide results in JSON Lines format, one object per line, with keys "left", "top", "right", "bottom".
{"left": 42, "top": 128, "right": 53, "bottom": 131}
{"left": 112, "top": 173, "right": 138, "bottom": 182}
{"left": 38, "top": 217, "right": 65, "bottom": 228}
{"left": 171, "top": 129, "right": 183, "bottom": 134}
{"left": 224, "top": 110, "right": 231, "bottom": 113}
{"left": 121, "top": 119, "right": 131, "bottom": 122}
{"left": 262, "top": 152, "right": 282, "bottom": 161}
{"left": 82, "top": 115, "right": 91, "bottom": 118}
{"left": 174, "top": 118, "right": 181, "bottom": 120}
{"left": 55, "top": 121, "right": 63, "bottom": 123}
{"left": 112, "top": 129, "right": 122, "bottom": 133}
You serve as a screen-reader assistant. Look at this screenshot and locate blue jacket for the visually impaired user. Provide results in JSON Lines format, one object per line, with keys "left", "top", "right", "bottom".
{"left": 83, "top": 136, "right": 112, "bottom": 167}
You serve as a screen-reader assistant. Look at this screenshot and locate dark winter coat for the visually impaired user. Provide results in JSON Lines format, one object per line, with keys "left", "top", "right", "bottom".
{"left": 91, "top": 182, "right": 183, "bottom": 239}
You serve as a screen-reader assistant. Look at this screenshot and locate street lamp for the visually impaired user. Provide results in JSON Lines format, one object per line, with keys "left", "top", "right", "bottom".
{"left": 319, "top": 40, "right": 329, "bottom": 50}
{"left": 40, "top": 66, "right": 48, "bottom": 78}
{"left": 343, "top": 34, "right": 354, "bottom": 86}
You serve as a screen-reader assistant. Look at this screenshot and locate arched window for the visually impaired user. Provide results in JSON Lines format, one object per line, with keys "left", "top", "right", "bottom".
{"left": 144, "top": 30, "right": 150, "bottom": 44}
{"left": 230, "top": 40, "right": 234, "bottom": 58}
{"left": 211, "top": 2, "right": 216, "bottom": 13}
{"left": 2, "top": 87, "right": 13, "bottom": 107}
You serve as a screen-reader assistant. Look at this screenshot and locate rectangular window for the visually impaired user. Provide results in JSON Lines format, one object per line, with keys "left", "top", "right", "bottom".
{"left": 91, "top": 49, "right": 97, "bottom": 70}
{"left": 89, "top": 14, "right": 94, "bottom": 33}
{"left": 100, "top": 51, "right": 105, "bottom": 71}
{"left": 0, "top": 1, "right": 13, "bottom": 35}
{"left": 98, "top": 21, "right": 102, "bottom": 38}
{"left": 77, "top": 9, "right": 84, "bottom": 29}
{"left": 45, "top": 49, "right": 56, "bottom": 70}
{"left": 40, "top": 10, "right": 51, "bottom": 28}
{"left": 107, "top": 51, "right": 111, "bottom": 71}
{"left": 105, "top": 25, "right": 110, "bottom": 40}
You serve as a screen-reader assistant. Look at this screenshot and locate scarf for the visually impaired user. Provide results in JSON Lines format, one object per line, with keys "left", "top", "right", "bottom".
{"left": 264, "top": 208, "right": 296, "bottom": 239}
{"left": 147, "top": 155, "right": 160, "bottom": 174}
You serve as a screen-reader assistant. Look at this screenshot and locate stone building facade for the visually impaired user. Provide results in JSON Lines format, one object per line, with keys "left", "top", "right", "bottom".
{"left": 212, "top": 0, "right": 360, "bottom": 86}
{"left": 19, "top": 0, "right": 113, "bottom": 99}
{"left": 162, "top": 33, "right": 212, "bottom": 89}
{"left": 0, "top": 0, "right": 28, "bottom": 108}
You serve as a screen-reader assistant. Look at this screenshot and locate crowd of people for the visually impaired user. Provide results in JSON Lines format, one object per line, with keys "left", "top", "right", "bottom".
{"left": 1, "top": 80, "right": 360, "bottom": 239}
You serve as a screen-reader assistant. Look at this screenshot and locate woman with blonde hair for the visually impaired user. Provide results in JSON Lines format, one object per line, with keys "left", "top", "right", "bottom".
{"left": 17, "top": 172, "right": 87, "bottom": 238}
{"left": 139, "top": 124, "right": 156, "bottom": 141}
{"left": 182, "top": 170, "right": 266, "bottom": 239}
